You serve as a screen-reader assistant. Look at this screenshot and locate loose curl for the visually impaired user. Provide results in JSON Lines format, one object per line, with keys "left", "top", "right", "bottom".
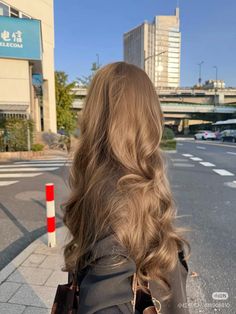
{"left": 62, "top": 62, "right": 190, "bottom": 299}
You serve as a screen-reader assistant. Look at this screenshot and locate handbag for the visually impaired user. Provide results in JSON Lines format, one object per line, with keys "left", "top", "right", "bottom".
{"left": 51, "top": 271, "right": 79, "bottom": 314}
{"left": 51, "top": 264, "right": 161, "bottom": 314}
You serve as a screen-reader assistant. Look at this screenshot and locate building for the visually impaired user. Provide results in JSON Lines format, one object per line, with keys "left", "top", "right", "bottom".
{"left": 124, "top": 8, "right": 181, "bottom": 89}
{"left": 203, "top": 80, "right": 226, "bottom": 90}
{"left": 0, "top": 0, "right": 57, "bottom": 138}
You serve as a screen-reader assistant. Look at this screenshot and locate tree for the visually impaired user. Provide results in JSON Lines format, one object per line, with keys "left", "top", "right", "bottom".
{"left": 55, "top": 71, "right": 77, "bottom": 135}
{"left": 77, "top": 62, "right": 100, "bottom": 87}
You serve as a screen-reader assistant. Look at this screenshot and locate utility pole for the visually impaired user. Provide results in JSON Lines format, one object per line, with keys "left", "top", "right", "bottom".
{"left": 198, "top": 61, "right": 204, "bottom": 86}
{"left": 96, "top": 53, "right": 100, "bottom": 68}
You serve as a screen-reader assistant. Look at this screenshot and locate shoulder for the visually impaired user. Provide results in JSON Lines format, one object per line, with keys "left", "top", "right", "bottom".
{"left": 77, "top": 235, "right": 136, "bottom": 313}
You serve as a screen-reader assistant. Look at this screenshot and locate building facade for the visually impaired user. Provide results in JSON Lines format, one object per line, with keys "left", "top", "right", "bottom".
{"left": 0, "top": 0, "right": 57, "bottom": 135}
{"left": 124, "top": 8, "right": 181, "bottom": 89}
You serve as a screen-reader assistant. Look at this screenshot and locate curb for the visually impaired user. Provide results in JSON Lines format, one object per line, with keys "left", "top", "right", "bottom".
{"left": 0, "top": 226, "right": 65, "bottom": 285}
{"left": 164, "top": 150, "right": 177, "bottom": 153}
{"left": 176, "top": 137, "right": 194, "bottom": 141}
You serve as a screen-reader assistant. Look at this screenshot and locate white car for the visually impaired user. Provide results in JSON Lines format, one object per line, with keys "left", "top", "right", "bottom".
{"left": 194, "top": 130, "right": 216, "bottom": 140}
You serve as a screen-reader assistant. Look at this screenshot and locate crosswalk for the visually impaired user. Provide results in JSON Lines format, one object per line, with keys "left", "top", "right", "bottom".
{"left": 0, "top": 157, "right": 72, "bottom": 187}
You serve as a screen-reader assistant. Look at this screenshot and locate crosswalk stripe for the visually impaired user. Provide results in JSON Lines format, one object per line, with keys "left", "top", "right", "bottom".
{"left": 0, "top": 167, "right": 59, "bottom": 172}
{"left": 0, "top": 173, "right": 42, "bottom": 178}
{"left": 0, "top": 181, "right": 18, "bottom": 186}
{"left": 14, "top": 160, "right": 72, "bottom": 164}
{"left": 173, "top": 163, "right": 195, "bottom": 167}
{"left": 196, "top": 146, "right": 206, "bottom": 150}
{"left": 227, "top": 152, "right": 236, "bottom": 156}
{"left": 0, "top": 164, "right": 69, "bottom": 168}
{"left": 190, "top": 157, "right": 203, "bottom": 161}
{"left": 213, "top": 169, "right": 234, "bottom": 176}
{"left": 200, "top": 162, "right": 215, "bottom": 167}
{"left": 182, "top": 154, "right": 193, "bottom": 157}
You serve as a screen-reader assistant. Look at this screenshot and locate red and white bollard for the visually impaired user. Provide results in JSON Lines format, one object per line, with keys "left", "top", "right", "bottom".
{"left": 45, "top": 183, "right": 56, "bottom": 247}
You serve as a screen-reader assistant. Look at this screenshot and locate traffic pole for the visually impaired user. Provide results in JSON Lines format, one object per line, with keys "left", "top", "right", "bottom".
{"left": 45, "top": 183, "right": 56, "bottom": 247}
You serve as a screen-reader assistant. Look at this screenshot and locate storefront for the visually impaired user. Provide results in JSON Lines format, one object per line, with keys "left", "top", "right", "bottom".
{"left": 0, "top": 0, "right": 57, "bottom": 135}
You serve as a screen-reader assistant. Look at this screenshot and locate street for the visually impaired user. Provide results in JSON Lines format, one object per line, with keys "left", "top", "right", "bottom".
{"left": 0, "top": 154, "right": 71, "bottom": 270}
{"left": 166, "top": 139, "right": 236, "bottom": 313}
{"left": 0, "top": 141, "right": 235, "bottom": 313}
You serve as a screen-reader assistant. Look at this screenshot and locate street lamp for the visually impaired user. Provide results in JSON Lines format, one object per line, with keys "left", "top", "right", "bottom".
{"left": 198, "top": 61, "right": 204, "bottom": 86}
{"left": 144, "top": 51, "right": 167, "bottom": 71}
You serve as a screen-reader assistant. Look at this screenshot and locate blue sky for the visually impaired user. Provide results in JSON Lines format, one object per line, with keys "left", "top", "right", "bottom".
{"left": 54, "top": 0, "right": 236, "bottom": 87}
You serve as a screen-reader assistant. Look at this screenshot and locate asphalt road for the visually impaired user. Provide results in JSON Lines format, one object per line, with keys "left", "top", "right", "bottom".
{"left": 0, "top": 154, "right": 71, "bottom": 270}
{"left": 0, "top": 142, "right": 235, "bottom": 313}
{"left": 166, "top": 139, "right": 236, "bottom": 313}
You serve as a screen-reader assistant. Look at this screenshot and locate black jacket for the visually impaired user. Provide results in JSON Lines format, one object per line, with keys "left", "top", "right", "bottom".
{"left": 70, "top": 234, "right": 190, "bottom": 314}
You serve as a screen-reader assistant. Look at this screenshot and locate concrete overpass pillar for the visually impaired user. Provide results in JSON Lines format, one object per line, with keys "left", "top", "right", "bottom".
{"left": 183, "top": 119, "right": 190, "bottom": 135}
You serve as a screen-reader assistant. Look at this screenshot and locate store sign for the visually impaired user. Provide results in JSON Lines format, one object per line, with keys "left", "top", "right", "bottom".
{"left": 0, "top": 16, "right": 42, "bottom": 60}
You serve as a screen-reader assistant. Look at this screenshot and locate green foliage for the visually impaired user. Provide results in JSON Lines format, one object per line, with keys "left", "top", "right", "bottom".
{"left": 162, "top": 127, "right": 175, "bottom": 140}
{"left": 32, "top": 143, "right": 44, "bottom": 151}
{"left": 160, "top": 139, "right": 176, "bottom": 150}
{"left": 77, "top": 62, "right": 100, "bottom": 87}
{"left": 55, "top": 71, "right": 77, "bottom": 135}
{"left": 0, "top": 117, "right": 34, "bottom": 152}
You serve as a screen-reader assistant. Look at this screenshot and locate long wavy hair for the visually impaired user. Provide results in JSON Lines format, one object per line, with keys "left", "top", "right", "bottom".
{"left": 62, "top": 62, "right": 190, "bottom": 297}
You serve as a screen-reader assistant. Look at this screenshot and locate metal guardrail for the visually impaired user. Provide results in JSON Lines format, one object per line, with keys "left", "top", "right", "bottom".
{"left": 161, "top": 103, "right": 236, "bottom": 113}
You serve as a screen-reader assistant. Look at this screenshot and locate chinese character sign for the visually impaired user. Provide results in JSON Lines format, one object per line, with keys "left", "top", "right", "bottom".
{"left": 0, "top": 16, "right": 42, "bottom": 60}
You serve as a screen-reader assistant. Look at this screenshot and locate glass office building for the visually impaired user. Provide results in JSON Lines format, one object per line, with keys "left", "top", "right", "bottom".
{"left": 124, "top": 8, "right": 181, "bottom": 89}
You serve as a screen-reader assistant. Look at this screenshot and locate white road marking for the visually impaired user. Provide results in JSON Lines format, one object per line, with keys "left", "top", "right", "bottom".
{"left": 190, "top": 157, "right": 203, "bottom": 161}
{"left": 0, "top": 181, "right": 18, "bottom": 186}
{"left": 224, "top": 181, "right": 236, "bottom": 189}
{"left": 14, "top": 160, "right": 72, "bottom": 164}
{"left": 0, "top": 164, "right": 68, "bottom": 168}
{"left": 200, "top": 162, "right": 215, "bottom": 167}
{"left": 213, "top": 169, "right": 234, "bottom": 176}
{"left": 0, "top": 167, "right": 59, "bottom": 172}
{"left": 196, "top": 146, "right": 206, "bottom": 150}
{"left": 177, "top": 143, "right": 183, "bottom": 146}
{"left": 0, "top": 173, "right": 42, "bottom": 178}
{"left": 173, "top": 163, "right": 195, "bottom": 167}
{"left": 227, "top": 152, "right": 236, "bottom": 156}
{"left": 171, "top": 158, "right": 188, "bottom": 162}
{"left": 182, "top": 154, "right": 193, "bottom": 157}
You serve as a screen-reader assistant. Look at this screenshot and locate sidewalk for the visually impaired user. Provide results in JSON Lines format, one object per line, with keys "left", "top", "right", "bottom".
{"left": 0, "top": 227, "right": 68, "bottom": 314}
{"left": 0, "top": 225, "right": 208, "bottom": 314}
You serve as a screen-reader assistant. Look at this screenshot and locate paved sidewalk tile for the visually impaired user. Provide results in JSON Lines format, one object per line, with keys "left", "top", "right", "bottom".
{"left": 0, "top": 226, "right": 68, "bottom": 312}
{"left": 7, "top": 266, "right": 53, "bottom": 285}
{"left": 44, "top": 270, "right": 68, "bottom": 287}
{"left": 0, "top": 302, "right": 25, "bottom": 313}
{"left": 0, "top": 282, "right": 21, "bottom": 302}
{"left": 39, "top": 255, "right": 64, "bottom": 270}
{"left": 23, "top": 306, "right": 51, "bottom": 314}
{"left": 9, "top": 284, "right": 56, "bottom": 308}
{"left": 22, "top": 254, "right": 47, "bottom": 267}
{"left": 34, "top": 245, "right": 61, "bottom": 256}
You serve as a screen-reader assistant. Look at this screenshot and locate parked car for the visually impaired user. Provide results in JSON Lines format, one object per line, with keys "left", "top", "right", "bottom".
{"left": 194, "top": 130, "right": 216, "bottom": 140}
{"left": 220, "top": 129, "right": 236, "bottom": 143}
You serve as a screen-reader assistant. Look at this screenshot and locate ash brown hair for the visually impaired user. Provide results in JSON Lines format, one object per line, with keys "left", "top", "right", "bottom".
{"left": 62, "top": 62, "right": 190, "bottom": 297}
